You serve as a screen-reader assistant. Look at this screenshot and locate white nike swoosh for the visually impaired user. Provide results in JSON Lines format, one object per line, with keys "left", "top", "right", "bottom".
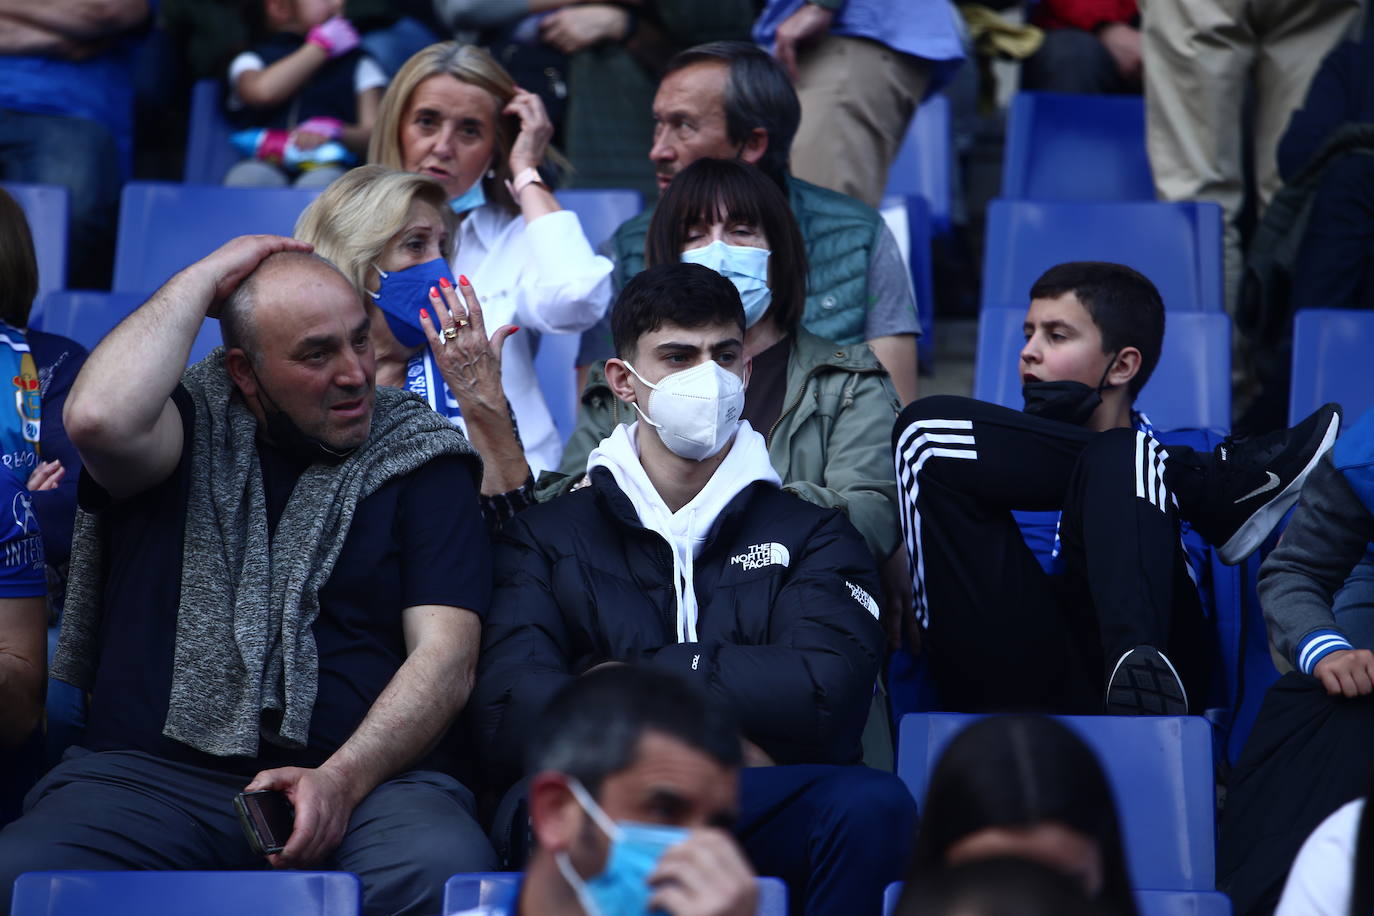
{"left": 1234, "top": 471, "right": 1281, "bottom": 504}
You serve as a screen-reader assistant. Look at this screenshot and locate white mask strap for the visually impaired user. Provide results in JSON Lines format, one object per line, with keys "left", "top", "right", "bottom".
{"left": 566, "top": 777, "right": 624, "bottom": 841}
{"left": 618, "top": 360, "right": 664, "bottom": 430}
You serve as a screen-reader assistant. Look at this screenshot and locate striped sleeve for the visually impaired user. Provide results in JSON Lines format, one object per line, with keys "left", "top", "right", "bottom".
{"left": 1297, "top": 628, "right": 1355, "bottom": 675}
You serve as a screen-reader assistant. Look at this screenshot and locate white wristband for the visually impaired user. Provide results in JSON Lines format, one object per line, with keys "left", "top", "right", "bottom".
{"left": 506, "top": 167, "right": 546, "bottom": 199}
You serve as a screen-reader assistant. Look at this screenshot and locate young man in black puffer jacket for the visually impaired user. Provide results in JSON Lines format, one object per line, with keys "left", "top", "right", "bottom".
{"left": 470, "top": 262, "right": 916, "bottom": 916}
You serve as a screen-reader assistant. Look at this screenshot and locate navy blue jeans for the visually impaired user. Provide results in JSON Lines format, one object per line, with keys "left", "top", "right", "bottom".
{"left": 0, "top": 110, "right": 122, "bottom": 290}
{"left": 0, "top": 748, "right": 497, "bottom": 916}
{"left": 738, "top": 764, "right": 918, "bottom": 916}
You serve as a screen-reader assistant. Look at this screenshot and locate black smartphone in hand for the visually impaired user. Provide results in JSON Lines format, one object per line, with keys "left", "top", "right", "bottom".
{"left": 234, "top": 790, "right": 295, "bottom": 856}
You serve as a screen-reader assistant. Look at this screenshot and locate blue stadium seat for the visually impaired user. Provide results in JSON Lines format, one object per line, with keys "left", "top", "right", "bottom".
{"left": 114, "top": 182, "right": 325, "bottom": 293}
{"left": 1002, "top": 92, "right": 1154, "bottom": 201}
{"left": 33, "top": 290, "right": 223, "bottom": 365}
{"left": 973, "top": 306, "right": 1231, "bottom": 434}
{"left": 3, "top": 182, "right": 70, "bottom": 299}
{"left": 11, "top": 871, "right": 361, "bottom": 916}
{"left": 885, "top": 94, "right": 952, "bottom": 235}
{"left": 535, "top": 189, "right": 642, "bottom": 441}
{"left": 981, "top": 200, "right": 1225, "bottom": 313}
{"left": 896, "top": 714, "right": 1216, "bottom": 891}
{"left": 442, "top": 872, "right": 787, "bottom": 914}
{"left": 185, "top": 79, "right": 239, "bottom": 185}
{"left": 880, "top": 194, "right": 935, "bottom": 374}
{"left": 1289, "top": 309, "right": 1374, "bottom": 429}
{"left": 882, "top": 883, "right": 1231, "bottom": 915}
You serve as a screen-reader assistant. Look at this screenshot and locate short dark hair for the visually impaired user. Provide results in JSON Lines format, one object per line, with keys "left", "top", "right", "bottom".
{"left": 663, "top": 41, "right": 800, "bottom": 184}
{"left": 909, "top": 716, "right": 1139, "bottom": 916}
{"left": 1028, "top": 262, "right": 1165, "bottom": 400}
{"left": 0, "top": 189, "right": 39, "bottom": 328}
{"left": 611, "top": 262, "right": 746, "bottom": 360}
{"left": 645, "top": 158, "right": 807, "bottom": 335}
{"left": 527, "top": 666, "right": 743, "bottom": 797}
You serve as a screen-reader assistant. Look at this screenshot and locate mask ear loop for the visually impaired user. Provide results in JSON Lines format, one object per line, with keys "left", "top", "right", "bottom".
{"left": 1095, "top": 350, "right": 1121, "bottom": 393}
{"left": 366, "top": 265, "right": 387, "bottom": 301}
{"left": 618, "top": 359, "right": 664, "bottom": 431}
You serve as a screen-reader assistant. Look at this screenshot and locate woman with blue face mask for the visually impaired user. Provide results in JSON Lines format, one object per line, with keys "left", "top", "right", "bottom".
{"left": 546, "top": 158, "right": 911, "bottom": 647}
{"left": 367, "top": 42, "right": 614, "bottom": 475}
{"left": 296, "top": 164, "right": 536, "bottom": 529}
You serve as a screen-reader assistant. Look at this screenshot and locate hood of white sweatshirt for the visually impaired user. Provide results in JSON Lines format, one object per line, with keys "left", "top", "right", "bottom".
{"left": 586, "top": 420, "right": 781, "bottom": 643}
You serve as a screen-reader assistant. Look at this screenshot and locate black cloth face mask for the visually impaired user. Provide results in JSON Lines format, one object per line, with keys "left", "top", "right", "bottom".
{"left": 253, "top": 369, "right": 359, "bottom": 466}
{"left": 1021, "top": 353, "right": 1119, "bottom": 427}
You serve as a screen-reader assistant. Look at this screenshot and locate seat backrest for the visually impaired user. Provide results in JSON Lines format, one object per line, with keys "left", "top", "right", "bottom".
{"left": 1002, "top": 92, "right": 1154, "bottom": 201}
{"left": 184, "top": 79, "right": 239, "bottom": 185}
{"left": 882, "top": 883, "right": 1231, "bottom": 916}
{"left": 442, "top": 872, "right": 787, "bottom": 914}
{"left": 1136, "top": 889, "right": 1234, "bottom": 916}
{"left": 885, "top": 94, "right": 952, "bottom": 234}
{"left": 973, "top": 306, "right": 1231, "bottom": 434}
{"left": 12, "top": 871, "right": 361, "bottom": 916}
{"left": 114, "top": 182, "right": 324, "bottom": 293}
{"left": 896, "top": 714, "right": 1216, "bottom": 890}
{"left": 533, "top": 189, "right": 642, "bottom": 441}
{"left": 33, "top": 291, "right": 223, "bottom": 363}
{"left": 3, "top": 182, "right": 70, "bottom": 299}
{"left": 981, "top": 200, "right": 1225, "bottom": 313}
{"left": 879, "top": 194, "right": 935, "bottom": 371}
{"left": 1289, "top": 309, "right": 1374, "bottom": 430}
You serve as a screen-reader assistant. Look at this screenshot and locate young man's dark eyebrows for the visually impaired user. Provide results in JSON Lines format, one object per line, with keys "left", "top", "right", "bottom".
{"left": 709, "top": 338, "right": 743, "bottom": 354}
{"left": 654, "top": 342, "right": 703, "bottom": 356}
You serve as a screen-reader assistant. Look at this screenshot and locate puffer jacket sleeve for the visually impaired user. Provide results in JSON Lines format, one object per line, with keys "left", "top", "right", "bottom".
{"left": 783, "top": 368, "right": 902, "bottom": 559}
{"left": 470, "top": 512, "right": 579, "bottom": 782}
{"left": 636, "top": 507, "right": 885, "bottom": 765}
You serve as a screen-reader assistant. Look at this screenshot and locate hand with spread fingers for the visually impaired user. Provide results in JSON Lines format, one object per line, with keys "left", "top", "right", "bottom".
{"left": 419, "top": 274, "right": 531, "bottom": 496}
{"left": 419, "top": 274, "right": 518, "bottom": 416}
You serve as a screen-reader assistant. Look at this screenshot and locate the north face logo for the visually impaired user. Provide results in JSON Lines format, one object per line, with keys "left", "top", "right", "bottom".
{"left": 847, "top": 581, "right": 879, "bottom": 620}
{"left": 730, "top": 542, "right": 790, "bottom": 571}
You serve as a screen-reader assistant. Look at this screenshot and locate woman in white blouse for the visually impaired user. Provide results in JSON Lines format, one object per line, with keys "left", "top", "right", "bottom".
{"left": 368, "top": 41, "right": 612, "bottom": 475}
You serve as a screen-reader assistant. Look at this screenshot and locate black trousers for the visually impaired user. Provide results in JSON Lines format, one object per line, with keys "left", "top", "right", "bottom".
{"left": 893, "top": 396, "right": 1211, "bottom": 713}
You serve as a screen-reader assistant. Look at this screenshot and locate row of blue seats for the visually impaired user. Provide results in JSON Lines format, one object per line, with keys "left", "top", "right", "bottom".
{"left": 9, "top": 711, "right": 1228, "bottom": 915}
{"left": 13, "top": 871, "right": 1234, "bottom": 916}
{"left": 11, "top": 871, "right": 788, "bottom": 916}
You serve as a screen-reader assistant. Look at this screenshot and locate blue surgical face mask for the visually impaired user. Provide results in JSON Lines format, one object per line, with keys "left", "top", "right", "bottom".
{"left": 681, "top": 240, "right": 772, "bottom": 328}
{"left": 366, "top": 257, "right": 454, "bottom": 349}
{"left": 555, "top": 778, "right": 690, "bottom": 916}
{"left": 449, "top": 177, "right": 487, "bottom": 215}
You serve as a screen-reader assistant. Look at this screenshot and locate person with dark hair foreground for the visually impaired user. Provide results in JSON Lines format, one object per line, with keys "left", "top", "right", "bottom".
{"left": 894, "top": 261, "right": 1341, "bottom": 715}
{"left": 473, "top": 262, "right": 915, "bottom": 915}
{"left": 905, "top": 717, "right": 1137, "bottom": 915}
{"left": 0, "top": 237, "right": 497, "bottom": 915}
{"left": 456, "top": 667, "right": 757, "bottom": 916}
{"left": 897, "top": 857, "right": 1113, "bottom": 916}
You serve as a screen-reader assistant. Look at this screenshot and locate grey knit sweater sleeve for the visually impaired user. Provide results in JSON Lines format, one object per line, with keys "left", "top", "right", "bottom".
{"left": 1260, "top": 451, "right": 1374, "bottom": 670}
{"left": 434, "top": 0, "right": 530, "bottom": 31}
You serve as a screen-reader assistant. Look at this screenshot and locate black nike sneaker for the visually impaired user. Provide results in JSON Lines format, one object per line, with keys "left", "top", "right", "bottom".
{"left": 1105, "top": 646, "right": 1188, "bottom": 716}
{"left": 1186, "top": 403, "right": 1342, "bottom": 565}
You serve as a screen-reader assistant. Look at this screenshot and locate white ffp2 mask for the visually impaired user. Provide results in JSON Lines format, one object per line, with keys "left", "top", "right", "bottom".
{"left": 621, "top": 359, "right": 745, "bottom": 461}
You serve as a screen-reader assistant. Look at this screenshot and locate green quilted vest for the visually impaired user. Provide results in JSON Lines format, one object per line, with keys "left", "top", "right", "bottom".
{"left": 610, "top": 175, "right": 882, "bottom": 345}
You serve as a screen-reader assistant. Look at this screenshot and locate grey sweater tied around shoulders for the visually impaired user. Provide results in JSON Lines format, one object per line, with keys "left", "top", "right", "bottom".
{"left": 53, "top": 348, "right": 480, "bottom": 758}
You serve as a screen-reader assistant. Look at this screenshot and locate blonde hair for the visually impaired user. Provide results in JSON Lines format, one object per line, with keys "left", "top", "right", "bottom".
{"left": 369, "top": 42, "right": 568, "bottom": 215}
{"left": 294, "top": 164, "right": 456, "bottom": 295}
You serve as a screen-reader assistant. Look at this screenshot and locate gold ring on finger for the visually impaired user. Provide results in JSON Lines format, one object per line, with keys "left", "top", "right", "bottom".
{"left": 442, "top": 326, "right": 459, "bottom": 340}
{"left": 455, "top": 318, "right": 470, "bottom": 329}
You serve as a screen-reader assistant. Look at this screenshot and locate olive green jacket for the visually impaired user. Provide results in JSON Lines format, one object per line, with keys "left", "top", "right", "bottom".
{"left": 537, "top": 328, "right": 902, "bottom": 558}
